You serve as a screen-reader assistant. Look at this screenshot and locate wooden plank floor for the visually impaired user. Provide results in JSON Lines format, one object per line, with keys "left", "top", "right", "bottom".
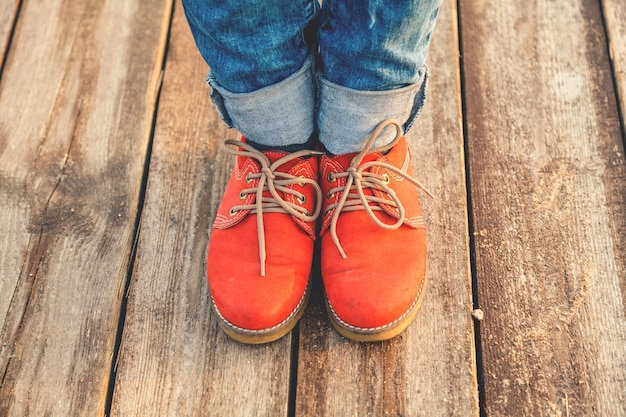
{"left": 0, "top": 0, "right": 624, "bottom": 415}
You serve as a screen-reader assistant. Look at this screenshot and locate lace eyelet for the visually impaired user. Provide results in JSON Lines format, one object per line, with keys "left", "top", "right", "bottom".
{"left": 299, "top": 175, "right": 306, "bottom": 187}
{"left": 327, "top": 191, "right": 334, "bottom": 199}
{"left": 239, "top": 190, "right": 246, "bottom": 200}
{"left": 327, "top": 172, "right": 336, "bottom": 183}
{"left": 382, "top": 173, "right": 390, "bottom": 184}
{"left": 229, "top": 208, "right": 237, "bottom": 217}
{"left": 245, "top": 174, "right": 253, "bottom": 184}
{"left": 297, "top": 195, "right": 306, "bottom": 204}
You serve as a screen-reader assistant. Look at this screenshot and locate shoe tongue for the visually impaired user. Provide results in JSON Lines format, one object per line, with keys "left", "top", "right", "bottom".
{"left": 235, "top": 137, "right": 299, "bottom": 171}
{"left": 264, "top": 149, "right": 291, "bottom": 164}
{"left": 266, "top": 150, "right": 309, "bottom": 174}
{"left": 331, "top": 150, "right": 384, "bottom": 170}
{"left": 237, "top": 149, "right": 299, "bottom": 173}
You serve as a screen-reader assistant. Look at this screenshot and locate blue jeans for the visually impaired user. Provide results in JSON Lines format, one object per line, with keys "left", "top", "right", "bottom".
{"left": 182, "top": 0, "right": 441, "bottom": 154}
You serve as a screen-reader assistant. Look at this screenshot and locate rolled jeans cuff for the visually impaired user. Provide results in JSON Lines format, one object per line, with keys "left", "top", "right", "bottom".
{"left": 207, "top": 57, "right": 316, "bottom": 146}
{"left": 317, "top": 65, "right": 428, "bottom": 155}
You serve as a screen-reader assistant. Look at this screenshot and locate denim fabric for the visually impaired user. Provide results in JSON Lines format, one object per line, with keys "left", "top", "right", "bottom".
{"left": 319, "top": 1, "right": 440, "bottom": 91}
{"left": 317, "top": 68, "right": 428, "bottom": 154}
{"left": 182, "top": 0, "right": 319, "bottom": 93}
{"left": 208, "top": 57, "right": 316, "bottom": 147}
{"left": 182, "top": 0, "right": 442, "bottom": 153}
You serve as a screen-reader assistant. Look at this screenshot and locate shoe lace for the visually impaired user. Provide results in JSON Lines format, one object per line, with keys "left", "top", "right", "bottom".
{"left": 224, "top": 140, "right": 324, "bottom": 276}
{"left": 327, "top": 119, "right": 434, "bottom": 259}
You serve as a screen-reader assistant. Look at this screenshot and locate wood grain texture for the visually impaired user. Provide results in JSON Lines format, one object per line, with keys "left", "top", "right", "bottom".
{"left": 0, "top": 0, "right": 20, "bottom": 68}
{"left": 602, "top": 0, "right": 626, "bottom": 140}
{"left": 460, "top": 0, "right": 626, "bottom": 415}
{"left": 2, "top": 0, "right": 625, "bottom": 414}
{"left": 109, "top": 3, "right": 292, "bottom": 416}
{"left": 296, "top": 1, "right": 479, "bottom": 415}
{"left": 0, "top": 0, "right": 171, "bottom": 415}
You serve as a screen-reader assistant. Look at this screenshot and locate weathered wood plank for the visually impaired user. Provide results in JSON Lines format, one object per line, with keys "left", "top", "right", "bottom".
{"left": 296, "top": 1, "right": 479, "bottom": 415}
{"left": 602, "top": 0, "right": 626, "bottom": 140}
{"left": 460, "top": 0, "right": 626, "bottom": 415}
{"left": 0, "top": 0, "right": 19, "bottom": 68}
{"left": 0, "top": 0, "right": 172, "bottom": 415}
{"left": 109, "top": 3, "right": 292, "bottom": 416}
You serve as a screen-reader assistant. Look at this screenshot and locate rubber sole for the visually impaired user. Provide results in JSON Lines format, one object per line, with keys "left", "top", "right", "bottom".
{"left": 325, "top": 272, "right": 428, "bottom": 342}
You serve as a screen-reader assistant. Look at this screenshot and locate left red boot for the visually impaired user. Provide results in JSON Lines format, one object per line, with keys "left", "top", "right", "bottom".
{"left": 319, "top": 120, "right": 433, "bottom": 341}
{"left": 207, "top": 138, "right": 323, "bottom": 344}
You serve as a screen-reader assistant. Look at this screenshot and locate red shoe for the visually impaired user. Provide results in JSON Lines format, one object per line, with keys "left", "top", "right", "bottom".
{"left": 207, "top": 138, "right": 323, "bottom": 344}
{"left": 319, "top": 120, "right": 432, "bottom": 341}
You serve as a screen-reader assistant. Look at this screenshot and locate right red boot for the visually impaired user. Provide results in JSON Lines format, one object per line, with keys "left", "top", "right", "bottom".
{"left": 319, "top": 120, "right": 432, "bottom": 341}
{"left": 207, "top": 138, "right": 323, "bottom": 344}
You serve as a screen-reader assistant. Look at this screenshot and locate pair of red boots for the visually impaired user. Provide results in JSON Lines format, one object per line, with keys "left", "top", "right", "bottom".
{"left": 207, "top": 120, "right": 432, "bottom": 343}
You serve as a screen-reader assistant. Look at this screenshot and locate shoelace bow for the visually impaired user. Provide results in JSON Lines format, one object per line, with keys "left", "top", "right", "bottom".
{"left": 224, "top": 140, "right": 324, "bottom": 276}
{"left": 327, "top": 119, "right": 434, "bottom": 259}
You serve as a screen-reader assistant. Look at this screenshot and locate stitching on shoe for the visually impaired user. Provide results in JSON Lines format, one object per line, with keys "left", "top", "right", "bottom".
{"left": 235, "top": 157, "right": 258, "bottom": 181}
{"left": 287, "top": 163, "right": 318, "bottom": 238}
{"left": 326, "top": 276, "right": 425, "bottom": 334}
{"left": 290, "top": 159, "right": 316, "bottom": 182}
{"left": 375, "top": 155, "right": 406, "bottom": 181}
{"left": 211, "top": 279, "right": 310, "bottom": 335}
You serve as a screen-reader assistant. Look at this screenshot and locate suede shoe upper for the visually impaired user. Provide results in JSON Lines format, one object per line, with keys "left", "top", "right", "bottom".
{"left": 207, "top": 138, "right": 322, "bottom": 341}
{"left": 319, "top": 119, "right": 432, "bottom": 340}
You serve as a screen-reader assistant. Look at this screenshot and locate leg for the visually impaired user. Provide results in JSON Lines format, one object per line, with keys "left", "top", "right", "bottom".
{"left": 317, "top": 0, "right": 442, "bottom": 341}
{"left": 317, "top": 0, "right": 442, "bottom": 154}
{"left": 181, "top": 0, "right": 323, "bottom": 343}
{"left": 182, "top": 0, "right": 320, "bottom": 147}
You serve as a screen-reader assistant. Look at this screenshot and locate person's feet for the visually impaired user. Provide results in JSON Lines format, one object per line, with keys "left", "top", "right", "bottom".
{"left": 207, "top": 139, "right": 322, "bottom": 344}
{"left": 319, "top": 120, "right": 432, "bottom": 341}
{"left": 208, "top": 120, "right": 430, "bottom": 343}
